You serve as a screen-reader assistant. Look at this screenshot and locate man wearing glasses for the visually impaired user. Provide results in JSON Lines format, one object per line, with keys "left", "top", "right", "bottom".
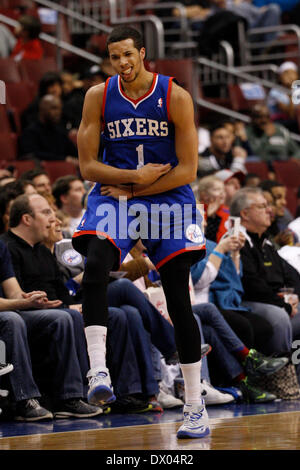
{"left": 230, "top": 186, "right": 300, "bottom": 355}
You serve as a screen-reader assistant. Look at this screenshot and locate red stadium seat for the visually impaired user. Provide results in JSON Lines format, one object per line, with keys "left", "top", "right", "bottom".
{"left": 245, "top": 161, "right": 269, "bottom": 180}
{"left": 6, "top": 82, "right": 35, "bottom": 113}
{"left": 0, "top": 58, "right": 22, "bottom": 83}
{"left": 18, "top": 58, "right": 58, "bottom": 93}
{"left": 147, "top": 59, "right": 199, "bottom": 98}
{"left": 42, "top": 160, "right": 78, "bottom": 183}
{"left": 272, "top": 160, "right": 300, "bottom": 187}
{"left": 0, "top": 105, "right": 13, "bottom": 133}
{"left": 0, "top": 133, "right": 17, "bottom": 161}
{"left": 5, "top": 82, "right": 36, "bottom": 134}
{"left": 228, "top": 83, "right": 266, "bottom": 113}
{"left": 8, "top": 160, "right": 37, "bottom": 177}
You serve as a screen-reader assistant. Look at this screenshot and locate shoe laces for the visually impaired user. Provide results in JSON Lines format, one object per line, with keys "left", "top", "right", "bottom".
{"left": 26, "top": 399, "right": 40, "bottom": 409}
{"left": 183, "top": 409, "right": 204, "bottom": 428}
{"left": 89, "top": 372, "right": 108, "bottom": 387}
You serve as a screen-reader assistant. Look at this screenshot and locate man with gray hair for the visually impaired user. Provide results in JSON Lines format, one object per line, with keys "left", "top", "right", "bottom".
{"left": 230, "top": 186, "right": 300, "bottom": 355}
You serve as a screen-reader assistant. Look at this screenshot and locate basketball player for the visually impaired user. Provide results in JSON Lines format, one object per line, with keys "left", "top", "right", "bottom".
{"left": 72, "top": 26, "right": 210, "bottom": 439}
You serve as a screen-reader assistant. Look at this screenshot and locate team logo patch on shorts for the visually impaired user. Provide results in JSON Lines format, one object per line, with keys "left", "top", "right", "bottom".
{"left": 185, "top": 224, "right": 204, "bottom": 244}
{"left": 62, "top": 249, "right": 83, "bottom": 266}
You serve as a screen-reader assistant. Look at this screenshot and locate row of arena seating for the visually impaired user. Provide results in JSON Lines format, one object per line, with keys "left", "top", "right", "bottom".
{"left": 0, "top": 159, "right": 77, "bottom": 184}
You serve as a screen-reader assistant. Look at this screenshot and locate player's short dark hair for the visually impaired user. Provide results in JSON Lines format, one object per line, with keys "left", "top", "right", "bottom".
{"left": 9, "top": 194, "right": 34, "bottom": 228}
{"left": 106, "top": 26, "right": 144, "bottom": 52}
{"left": 52, "top": 175, "right": 80, "bottom": 208}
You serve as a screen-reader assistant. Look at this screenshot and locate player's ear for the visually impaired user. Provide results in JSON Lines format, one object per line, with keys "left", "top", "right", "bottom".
{"left": 140, "top": 47, "right": 146, "bottom": 60}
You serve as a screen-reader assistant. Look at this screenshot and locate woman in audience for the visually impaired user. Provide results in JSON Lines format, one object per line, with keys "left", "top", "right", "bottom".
{"left": 11, "top": 15, "right": 43, "bottom": 61}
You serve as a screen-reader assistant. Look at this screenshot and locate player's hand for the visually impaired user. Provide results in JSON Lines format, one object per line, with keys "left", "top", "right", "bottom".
{"left": 135, "top": 163, "right": 172, "bottom": 185}
{"left": 101, "top": 185, "right": 132, "bottom": 199}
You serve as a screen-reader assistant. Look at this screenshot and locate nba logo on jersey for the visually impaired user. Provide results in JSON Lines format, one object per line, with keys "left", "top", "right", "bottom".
{"left": 157, "top": 98, "right": 163, "bottom": 108}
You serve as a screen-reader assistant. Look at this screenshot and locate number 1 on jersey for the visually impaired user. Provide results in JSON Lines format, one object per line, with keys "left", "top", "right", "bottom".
{"left": 136, "top": 144, "right": 144, "bottom": 169}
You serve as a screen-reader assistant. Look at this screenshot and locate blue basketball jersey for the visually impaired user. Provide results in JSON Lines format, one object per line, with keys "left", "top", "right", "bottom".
{"left": 102, "top": 73, "right": 177, "bottom": 169}
{"left": 100, "top": 73, "right": 195, "bottom": 206}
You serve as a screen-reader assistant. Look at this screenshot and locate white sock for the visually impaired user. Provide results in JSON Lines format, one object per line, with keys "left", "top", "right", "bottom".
{"left": 180, "top": 360, "right": 202, "bottom": 404}
{"left": 85, "top": 325, "right": 107, "bottom": 371}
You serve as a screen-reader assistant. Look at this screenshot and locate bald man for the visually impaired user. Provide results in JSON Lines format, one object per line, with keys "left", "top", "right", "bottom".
{"left": 19, "top": 94, "right": 78, "bottom": 163}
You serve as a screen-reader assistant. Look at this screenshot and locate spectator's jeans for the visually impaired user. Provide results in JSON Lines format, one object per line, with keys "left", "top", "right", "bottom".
{"left": 229, "top": 3, "right": 281, "bottom": 42}
{"left": 63, "top": 308, "right": 89, "bottom": 395}
{"left": 122, "top": 305, "right": 160, "bottom": 396}
{"left": 66, "top": 302, "right": 159, "bottom": 398}
{"left": 242, "top": 301, "right": 293, "bottom": 354}
{"left": 193, "top": 303, "right": 243, "bottom": 382}
{"left": 106, "top": 307, "right": 148, "bottom": 398}
{"left": 107, "top": 278, "right": 177, "bottom": 359}
{"left": 0, "top": 309, "right": 84, "bottom": 402}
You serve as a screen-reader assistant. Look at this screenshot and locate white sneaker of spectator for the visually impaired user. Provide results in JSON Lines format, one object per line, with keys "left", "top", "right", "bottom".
{"left": 157, "top": 389, "right": 184, "bottom": 409}
{"left": 201, "top": 379, "right": 235, "bottom": 405}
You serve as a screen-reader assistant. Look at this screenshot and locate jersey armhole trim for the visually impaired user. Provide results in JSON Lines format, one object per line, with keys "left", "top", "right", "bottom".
{"left": 167, "top": 77, "right": 174, "bottom": 122}
{"left": 101, "top": 77, "right": 111, "bottom": 124}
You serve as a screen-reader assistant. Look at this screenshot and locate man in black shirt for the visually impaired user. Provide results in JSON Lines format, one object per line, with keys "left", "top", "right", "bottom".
{"left": 0, "top": 193, "right": 103, "bottom": 418}
{"left": 230, "top": 186, "right": 300, "bottom": 355}
{"left": 19, "top": 94, "right": 78, "bottom": 166}
{"left": 2, "top": 193, "right": 157, "bottom": 412}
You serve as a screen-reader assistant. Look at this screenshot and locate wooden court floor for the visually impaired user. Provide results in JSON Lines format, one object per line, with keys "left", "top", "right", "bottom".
{"left": 1, "top": 410, "right": 300, "bottom": 450}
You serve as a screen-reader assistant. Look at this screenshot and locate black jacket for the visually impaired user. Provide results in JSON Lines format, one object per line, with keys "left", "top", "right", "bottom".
{"left": 19, "top": 119, "right": 78, "bottom": 161}
{"left": 240, "top": 230, "right": 300, "bottom": 315}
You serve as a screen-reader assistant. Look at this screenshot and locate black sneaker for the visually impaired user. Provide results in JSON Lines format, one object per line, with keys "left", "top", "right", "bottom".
{"left": 54, "top": 398, "right": 103, "bottom": 418}
{"left": 110, "top": 396, "right": 153, "bottom": 414}
{"left": 243, "top": 349, "right": 289, "bottom": 379}
{"left": 239, "top": 377, "right": 277, "bottom": 403}
{"left": 15, "top": 399, "right": 53, "bottom": 421}
{"left": 165, "top": 351, "right": 179, "bottom": 365}
{"left": 0, "top": 363, "right": 13, "bottom": 377}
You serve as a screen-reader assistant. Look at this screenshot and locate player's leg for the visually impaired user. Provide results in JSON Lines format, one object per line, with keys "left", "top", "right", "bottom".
{"left": 159, "top": 251, "right": 210, "bottom": 439}
{"left": 81, "top": 236, "right": 119, "bottom": 406}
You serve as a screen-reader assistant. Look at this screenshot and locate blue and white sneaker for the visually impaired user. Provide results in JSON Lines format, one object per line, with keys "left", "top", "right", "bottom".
{"left": 87, "top": 367, "right": 116, "bottom": 406}
{"left": 177, "top": 400, "right": 210, "bottom": 439}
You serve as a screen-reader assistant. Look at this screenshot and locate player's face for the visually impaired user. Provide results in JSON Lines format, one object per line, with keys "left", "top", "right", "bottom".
{"left": 108, "top": 38, "right": 145, "bottom": 83}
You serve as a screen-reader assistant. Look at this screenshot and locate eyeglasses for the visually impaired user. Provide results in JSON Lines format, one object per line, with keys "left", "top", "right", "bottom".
{"left": 248, "top": 203, "right": 269, "bottom": 210}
